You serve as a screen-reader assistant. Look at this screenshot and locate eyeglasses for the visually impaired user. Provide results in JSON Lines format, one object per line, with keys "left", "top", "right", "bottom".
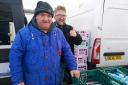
{"left": 55, "top": 14, "right": 67, "bottom": 17}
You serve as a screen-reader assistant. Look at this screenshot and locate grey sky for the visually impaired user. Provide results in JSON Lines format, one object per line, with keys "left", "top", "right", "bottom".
{"left": 23, "top": 0, "right": 85, "bottom": 14}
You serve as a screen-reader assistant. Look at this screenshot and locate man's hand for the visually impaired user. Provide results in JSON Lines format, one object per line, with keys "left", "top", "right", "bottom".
{"left": 70, "top": 29, "right": 77, "bottom": 37}
{"left": 70, "top": 70, "right": 80, "bottom": 78}
{"left": 18, "top": 82, "right": 25, "bottom": 85}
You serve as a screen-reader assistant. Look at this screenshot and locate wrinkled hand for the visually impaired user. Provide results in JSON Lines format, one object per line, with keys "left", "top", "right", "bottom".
{"left": 70, "top": 29, "right": 77, "bottom": 37}
{"left": 70, "top": 70, "right": 80, "bottom": 78}
{"left": 18, "top": 82, "right": 25, "bottom": 85}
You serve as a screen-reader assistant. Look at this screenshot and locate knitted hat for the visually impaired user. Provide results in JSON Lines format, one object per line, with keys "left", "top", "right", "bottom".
{"left": 34, "top": 1, "right": 54, "bottom": 17}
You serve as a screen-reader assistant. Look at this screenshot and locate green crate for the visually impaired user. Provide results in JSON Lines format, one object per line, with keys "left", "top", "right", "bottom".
{"left": 72, "top": 69, "right": 116, "bottom": 85}
{"left": 100, "top": 67, "right": 128, "bottom": 85}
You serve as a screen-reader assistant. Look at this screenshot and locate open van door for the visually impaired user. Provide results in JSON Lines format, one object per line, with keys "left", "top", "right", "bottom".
{"left": 0, "top": 0, "right": 25, "bottom": 85}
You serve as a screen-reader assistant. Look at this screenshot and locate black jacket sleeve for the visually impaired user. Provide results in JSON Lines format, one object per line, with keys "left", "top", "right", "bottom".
{"left": 73, "top": 32, "right": 82, "bottom": 45}
{"left": 64, "top": 24, "right": 82, "bottom": 45}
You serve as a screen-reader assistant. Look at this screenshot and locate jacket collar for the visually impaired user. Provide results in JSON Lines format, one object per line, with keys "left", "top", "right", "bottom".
{"left": 28, "top": 24, "right": 43, "bottom": 36}
{"left": 28, "top": 23, "right": 56, "bottom": 37}
{"left": 54, "top": 22, "right": 66, "bottom": 29}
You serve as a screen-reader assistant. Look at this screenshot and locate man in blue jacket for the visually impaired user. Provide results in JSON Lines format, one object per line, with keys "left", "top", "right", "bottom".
{"left": 9, "top": 1, "right": 80, "bottom": 85}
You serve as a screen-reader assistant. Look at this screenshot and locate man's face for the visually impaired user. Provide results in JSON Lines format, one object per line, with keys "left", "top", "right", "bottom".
{"left": 36, "top": 12, "right": 52, "bottom": 31}
{"left": 54, "top": 10, "right": 66, "bottom": 26}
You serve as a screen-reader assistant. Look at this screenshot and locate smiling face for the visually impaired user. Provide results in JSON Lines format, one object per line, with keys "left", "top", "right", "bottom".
{"left": 54, "top": 10, "right": 66, "bottom": 26}
{"left": 36, "top": 12, "right": 53, "bottom": 32}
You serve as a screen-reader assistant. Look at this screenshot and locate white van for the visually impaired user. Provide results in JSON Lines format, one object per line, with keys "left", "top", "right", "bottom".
{"left": 67, "top": 0, "right": 128, "bottom": 67}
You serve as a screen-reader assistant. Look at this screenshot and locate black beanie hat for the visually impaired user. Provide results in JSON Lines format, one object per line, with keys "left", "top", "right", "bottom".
{"left": 34, "top": 1, "right": 54, "bottom": 17}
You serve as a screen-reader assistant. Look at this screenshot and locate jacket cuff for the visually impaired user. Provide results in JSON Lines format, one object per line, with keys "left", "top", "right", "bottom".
{"left": 68, "top": 64, "right": 77, "bottom": 71}
{"left": 11, "top": 73, "right": 23, "bottom": 85}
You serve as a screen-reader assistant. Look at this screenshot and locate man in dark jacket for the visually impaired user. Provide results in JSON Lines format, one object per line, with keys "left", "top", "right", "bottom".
{"left": 9, "top": 1, "right": 80, "bottom": 85}
{"left": 54, "top": 6, "right": 82, "bottom": 85}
